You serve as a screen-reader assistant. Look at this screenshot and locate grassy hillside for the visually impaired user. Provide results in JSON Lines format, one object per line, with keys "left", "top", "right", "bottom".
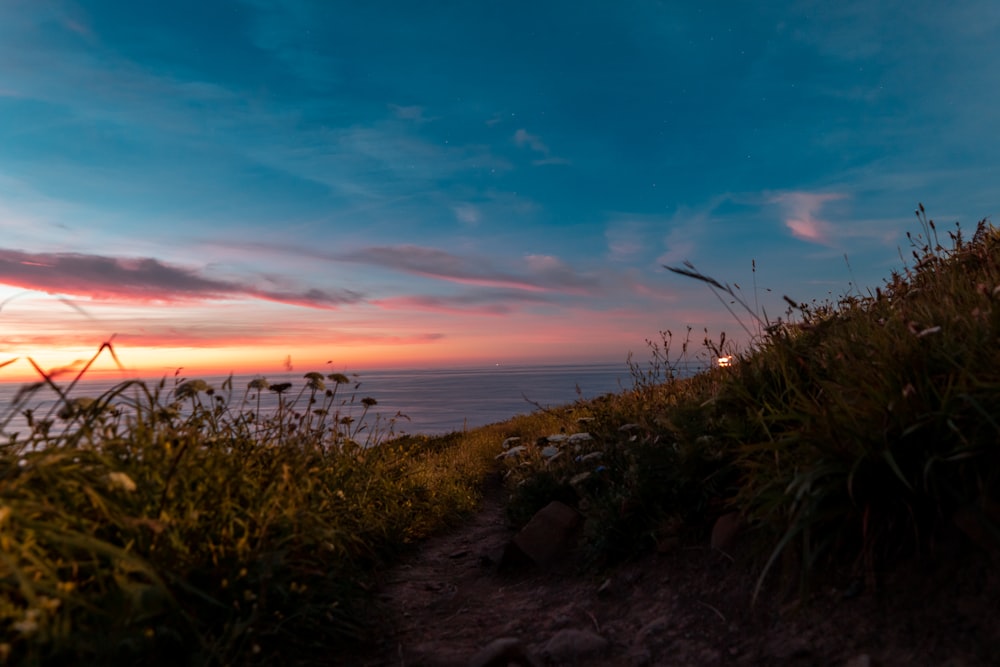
{"left": 2, "top": 207, "right": 998, "bottom": 664}
{"left": 503, "top": 207, "right": 1000, "bottom": 597}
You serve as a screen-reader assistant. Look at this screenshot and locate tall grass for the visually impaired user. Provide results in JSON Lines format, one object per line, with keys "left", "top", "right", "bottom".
{"left": 721, "top": 209, "right": 1000, "bottom": 598}
{"left": 503, "top": 206, "right": 1000, "bottom": 600}
{"left": 0, "top": 359, "right": 504, "bottom": 665}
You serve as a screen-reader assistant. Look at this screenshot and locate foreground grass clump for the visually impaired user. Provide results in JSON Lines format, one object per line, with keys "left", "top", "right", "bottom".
{"left": 503, "top": 208, "right": 1000, "bottom": 596}
{"left": 501, "top": 340, "right": 735, "bottom": 565}
{"left": 0, "top": 367, "right": 507, "bottom": 665}
{"left": 725, "top": 212, "right": 1000, "bottom": 594}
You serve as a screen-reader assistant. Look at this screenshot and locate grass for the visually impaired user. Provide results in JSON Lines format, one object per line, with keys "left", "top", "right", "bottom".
{"left": 503, "top": 205, "right": 1000, "bottom": 598}
{"left": 0, "top": 362, "right": 528, "bottom": 665}
{"left": 2, "top": 205, "right": 999, "bottom": 663}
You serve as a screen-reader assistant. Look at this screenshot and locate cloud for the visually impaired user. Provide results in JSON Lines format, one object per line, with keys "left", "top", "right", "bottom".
{"left": 372, "top": 295, "right": 511, "bottom": 316}
{"left": 605, "top": 220, "right": 648, "bottom": 262}
{"left": 770, "top": 192, "right": 847, "bottom": 245}
{"left": 0, "top": 326, "right": 447, "bottom": 352}
{"left": 607, "top": 198, "right": 728, "bottom": 267}
{"left": 453, "top": 204, "right": 481, "bottom": 225}
{"left": 388, "top": 104, "right": 427, "bottom": 121}
{"left": 657, "top": 226, "right": 698, "bottom": 265}
{"left": 521, "top": 254, "right": 594, "bottom": 293}
{"left": 514, "top": 128, "right": 570, "bottom": 166}
{"left": 338, "top": 245, "right": 599, "bottom": 293}
{"left": 0, "top": 248, "right": 362, "bottom": 309}
{"left": 514, "top": 129, "right": 548, "bottom": 153}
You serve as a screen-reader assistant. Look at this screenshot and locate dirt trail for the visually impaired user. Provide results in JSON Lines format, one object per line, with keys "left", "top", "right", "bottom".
{"left": 347, "top": 475, "right": 999, "bottom": 666}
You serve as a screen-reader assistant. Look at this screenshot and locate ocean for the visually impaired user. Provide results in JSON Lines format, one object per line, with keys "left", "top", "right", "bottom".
{"left": 0, "top": 362, "right": 697, "bottom": 439}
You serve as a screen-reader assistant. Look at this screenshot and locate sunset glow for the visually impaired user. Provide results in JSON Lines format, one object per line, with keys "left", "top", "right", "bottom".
{"left": 0, "top": 2, "right": 997, "bottom": 382}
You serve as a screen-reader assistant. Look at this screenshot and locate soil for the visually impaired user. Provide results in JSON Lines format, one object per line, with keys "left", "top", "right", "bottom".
{"left": 346, "top": 474, "right": 1000, "bottom": 666}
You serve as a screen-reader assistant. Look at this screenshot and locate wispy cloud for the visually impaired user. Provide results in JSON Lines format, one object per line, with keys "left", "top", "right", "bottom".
{"left": 453, "top": 203, "right": 481, "bottom": 225}
{"left": 388, "top": 104, "right": 427, "bottom": 121}
{"left": 0, "top": 249, "right": 362, "bottom": 309}
{"left": 372, "top": 295, "right": 511, "bottom": 316}
{"left": 338, "top": 245, "right": 598, "bottom": 293}
{"left": 0, "top": 326, "right": 446, "bottom": 352}
{"left": 513, "top": 128, "right": 570, "bottom": 166}
{"left": 605, "top": 220, "right": 647, "bottom": 262}
{"left": 770, "top": 192, "right": 847, "bottom": 245}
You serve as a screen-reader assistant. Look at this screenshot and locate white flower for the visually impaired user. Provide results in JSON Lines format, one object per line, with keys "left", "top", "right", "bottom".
{"left": 107, "top": 471, "right": 137, "bottom": 493}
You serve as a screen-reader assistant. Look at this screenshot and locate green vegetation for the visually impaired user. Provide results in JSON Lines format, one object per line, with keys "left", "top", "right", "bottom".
{"left": 2, "top": 206, "right": 998, "bottom": 664}
{"left": 505, "top": 206, "right": 1000, "bottom": 598}
{"left": 0, "top": 363, "right": 557, "bottom": 665}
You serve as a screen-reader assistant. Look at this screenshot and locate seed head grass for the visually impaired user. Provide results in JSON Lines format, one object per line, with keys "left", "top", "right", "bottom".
{"left": 0, "top": 360, "right": 515, "bottom": 665}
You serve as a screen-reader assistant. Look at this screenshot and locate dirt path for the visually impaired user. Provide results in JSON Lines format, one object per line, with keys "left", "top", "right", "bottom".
{"left": 347, "top": 475, "right": 999, "bottom": 666}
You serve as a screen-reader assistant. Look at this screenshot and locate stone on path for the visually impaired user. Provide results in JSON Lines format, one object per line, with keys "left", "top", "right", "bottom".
{"left": 710, "top": 511, "right": 744, "bottom": 551}
{"left": 504, "top": 501, "right": 581, "bottom": 569}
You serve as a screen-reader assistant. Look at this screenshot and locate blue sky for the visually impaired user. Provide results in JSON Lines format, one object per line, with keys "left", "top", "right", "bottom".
{"left": 0, "top": 1, "right": 997, "bottom": 377}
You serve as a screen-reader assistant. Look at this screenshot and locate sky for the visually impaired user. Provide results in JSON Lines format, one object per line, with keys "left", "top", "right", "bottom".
{"left": 0, "top": 1, "right": 998, "bottom": 381}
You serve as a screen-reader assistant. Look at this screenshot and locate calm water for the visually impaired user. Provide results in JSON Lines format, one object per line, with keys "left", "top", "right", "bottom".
{"left": 0, "top": 362, "right": 696, "bottom": 438}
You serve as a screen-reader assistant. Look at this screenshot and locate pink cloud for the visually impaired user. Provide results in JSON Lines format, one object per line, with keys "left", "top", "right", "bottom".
{"left": 771, "top": 192, "right": 846, "bottom": 245}
{"left": 0, "top": 248, "right": 362, "bottom": 309}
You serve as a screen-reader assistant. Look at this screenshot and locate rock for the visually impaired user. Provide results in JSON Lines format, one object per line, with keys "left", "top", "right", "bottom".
{"left": 496, "top": 445, "right": 527, "bottom": 460}
{"left": 579, "top": 451, "right": 603, "bottom": 462}
{"left": 541, "top": 628, "right": 608, "bottom": 662}
{"left": 619, "top": 423, "right": 640, "bottom": 431}
{"left": 568, "top": 432, "right": 593, "bottom": 444}
{"left": 507, "top": 501, "right": 581, "bottom": 569}
{"left": 541, "top": 445, "right": 560, "bottom": 458}
{"left": 467, "top": 637, "right": 540, "bottom": 667}
{"left": 501, "top": 436, "right": 521, "bottom": 450}
{"left": 546, "top": 434, "right": 569, "bottom": 443}
{"left": 710, "top": 512, "right": 744, "bottom": 551}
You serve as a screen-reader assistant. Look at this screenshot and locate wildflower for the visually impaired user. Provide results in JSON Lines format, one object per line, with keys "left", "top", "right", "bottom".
{"left": 175, "top": 380, "right": 211, "bottom": 400}
{"left": 107, "top": 471, "right": 137, "bottom": 493}
{"left": 304, "top": 372, "right": 326, "bottom": 391}
{"left": 57, "top": 397, "right": 96, "bottom": 420}
{"left": 13, "top": 609, "right": 41, "bottom": 636}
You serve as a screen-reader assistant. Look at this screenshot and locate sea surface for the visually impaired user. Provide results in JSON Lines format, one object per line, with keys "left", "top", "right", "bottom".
{"left": 0, "top": 362, "right": 704, "bottom": 439}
